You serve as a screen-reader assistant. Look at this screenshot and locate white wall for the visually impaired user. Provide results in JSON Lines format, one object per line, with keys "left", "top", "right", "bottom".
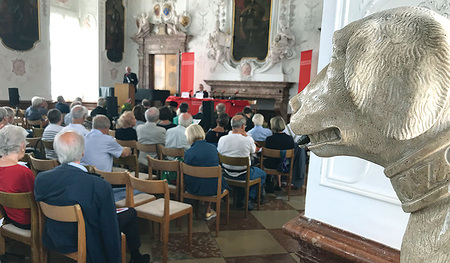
{"left": 305, "top": 0, "right": 450, "bottom": 249}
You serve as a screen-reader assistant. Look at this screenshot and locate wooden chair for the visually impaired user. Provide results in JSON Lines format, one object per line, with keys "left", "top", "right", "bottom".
{"left": 41, "top": 140, "right": 54, "bottom": 151}
{"left": 218, "top": 154, "right": 261, "bottom": 218}
{"left": 13, "top": 117, "right": 25, "bottom": 127}
{"left": 32, "top": 128, "right": 44, "bottom": 138}
{"left": 108, "top": 130, "right": 116, "bottom": 137}
{"left": 255, "top": 141, "right": 266, "bottom": 148}
{"left": 147, "top": 156, "right": 181, "bottom": 200}
{"left": 259, "top": 147, "right": 295, "bottom": 201}
{"left": 157, "top": 145, "right": 185, "bottom": 160}
{"left": 128, "top": 175, "right": 192, "bottom": 263}
{"left": 180, "top": 163, "right": 229, "bottom": 237}
{"left": 27, "top": 119, "right": 43, "bottom": 129}
{"left": 26, "top": 138, "right": 45, "bottom": 160}
{"left": 0, "top": 191, "right": 41, "bottom": 263}
{"left": 135, "top": 142, "right": 159, "bottom": 158}
{"left": 113, "top": 140, "right": 148, "bottom": 178}
{"left": 29, "top": 155, "right": 58, "bottom": 177}
{"left": 92, "top": 167, "right": 156, "bottom": 208}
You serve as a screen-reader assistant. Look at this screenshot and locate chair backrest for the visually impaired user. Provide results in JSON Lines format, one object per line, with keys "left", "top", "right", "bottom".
{"left": 255, "top": 141, "right": 266, "bottom": 148}
{"left": 157, "top": 145, "right": 184, "bottom": 160}
{"left": 41, "top": 140, "right": 54, "bottom": 150}
{"left": 32, "top": 128, "right": 44, "bottom": 138}
{"left": 260, "top": 147, "right": 295, "bottom": 174}
{"left": 38, "top": 202, "right": 86, "bottom": 262}
{"left": 180, "top": 163, "right": 222, "bottom": 196}
{"left": 93, "top": 167, "right": 133, "bottom": 207}
{"left": 116, "top": 140, "right": 137, "bottom": 154}
{"left": 27, "top": 119, "right": 42, "bottom": 129}
{"left": 14, "top": 117, "right": 25, "bottom": 126}
{"left": 135, "top": 142, "right": 158, "bottom": 153}
{"left": 147, "top": 156, "right": 179, "bottom": 174}
{"left": 29, "top": 155, "right": 58, "bottom": 175}
{"left": 29, "top": 155, "right": 58, "bottom": 177}
{"left": 217, "top": 153, "right": 251, "bottom": 180}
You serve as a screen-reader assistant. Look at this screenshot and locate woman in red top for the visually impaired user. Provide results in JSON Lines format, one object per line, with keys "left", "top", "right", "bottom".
{"left": 0, "top": 125, "right": 35, "bottom": 229}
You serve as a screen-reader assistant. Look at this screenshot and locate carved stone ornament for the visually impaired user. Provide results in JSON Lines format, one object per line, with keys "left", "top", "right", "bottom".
{"left": 289, "top": 7, "right": 450, "bottom": 262}
{"left": 12, "top": 59, "right": 26, "bottom": 76}
{"left": 207, "top": 0, "right": 297, "bottom": 75}
{"left": 110, "top": 68, "right": 118, "bottom": 80}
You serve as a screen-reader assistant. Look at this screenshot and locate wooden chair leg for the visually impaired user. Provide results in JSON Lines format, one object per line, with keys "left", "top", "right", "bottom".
{"left": 256, "top": 181, "right": 261, "bottom": 210}
{"left": 187, "top": 211, "right": 192, "bottom": 249}
{"left": 121, "top": 233, "right": 126, "bottom": 263}
{"left": 30, "top": 243, "right": 40, "bottom": 263}
{"left": 0, "top": 234, "right": 6, "bottom": 255}
{"left": 287, "top": 175, "right": 291, "bottom": 201}
{"left": 163, "top": 222, "right": 170, "bottom": 263}
{"left": 225, "top": 194, "right": 230, "bottom": 225}
{"left": 245, "top": 186, "right": 250, "bottom": 218}
{"left": 215, "top": 199, "right": 221, "bottom": 237}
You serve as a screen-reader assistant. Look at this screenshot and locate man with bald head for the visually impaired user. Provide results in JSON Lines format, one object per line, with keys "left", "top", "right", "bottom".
{"left": 81, "top": 115, "right": 131, "bottom": 172}
{"left": 218, "top": 115, "right": 266, "bottom": 210}
{"left": 123, "top": 66, "right": 138, "bottom": 89}
{"left": 34, "top": 131, "right": 149, "bottom": 263}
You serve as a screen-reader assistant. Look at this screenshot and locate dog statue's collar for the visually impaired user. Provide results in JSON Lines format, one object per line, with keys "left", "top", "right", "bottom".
{"left": 385, "top": 131, "right": 450, "bottom": 213}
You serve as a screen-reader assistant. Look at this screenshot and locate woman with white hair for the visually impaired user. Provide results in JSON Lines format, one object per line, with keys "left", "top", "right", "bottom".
{"left": 0, "top": 125, "right": 35, "bottom": 229}
{"left": 184, "top": 124, "right": 229, "bottom": 220}
{"left": 115, "top": 111, "right": 137, "bottom": 141}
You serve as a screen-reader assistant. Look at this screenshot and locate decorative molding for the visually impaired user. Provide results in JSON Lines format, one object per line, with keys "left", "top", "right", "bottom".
{"left": 320, "top": 158, "right": 401, "bottom": 205}
{"left": 418, "top": 0, "right": 450, "bottom": 18}
{"left": 42, "top": 0, "right": 48, "bottom": 16}
{"left": 12, "top": 59, "right": 26, "bottom": 76}
{"left": 207, "top": 0, "right": 297, "bottom": 75}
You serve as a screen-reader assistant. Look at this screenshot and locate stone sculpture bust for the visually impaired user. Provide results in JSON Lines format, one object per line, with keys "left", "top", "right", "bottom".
{"left": 289, "top": 7, "right": 450, "bottom": 262}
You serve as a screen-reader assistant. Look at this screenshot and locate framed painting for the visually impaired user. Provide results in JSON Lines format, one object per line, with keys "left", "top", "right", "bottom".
{"left": 232, "top": 0, "right": 272, "bottom": 61}
{"left": 106, "top": 0, "right": 125, "bottom": 62}
{"left": 0, "top": 0, "right": 40, "bottom": 51}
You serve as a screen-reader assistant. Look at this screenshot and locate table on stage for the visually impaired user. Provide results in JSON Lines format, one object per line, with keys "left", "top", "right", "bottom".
{"left": 165, "top": 96, "right": 250, "bottom": 116}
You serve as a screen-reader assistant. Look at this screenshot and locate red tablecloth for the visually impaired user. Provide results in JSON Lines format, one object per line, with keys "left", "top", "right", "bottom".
{"left": 166, "top": 96, "right": 249, "bottom": 116}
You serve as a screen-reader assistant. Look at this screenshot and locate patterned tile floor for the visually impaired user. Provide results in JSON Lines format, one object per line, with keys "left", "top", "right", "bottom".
{"left": 1, "top": 186, "right": 306, "bottom": 263}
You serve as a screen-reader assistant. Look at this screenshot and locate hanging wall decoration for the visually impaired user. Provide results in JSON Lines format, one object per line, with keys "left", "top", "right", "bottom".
{"left": 0, "top": 0, "right": 40, "bottom": 51}
{"left": 105, "top": 0, "right": 125, "bottom": 62}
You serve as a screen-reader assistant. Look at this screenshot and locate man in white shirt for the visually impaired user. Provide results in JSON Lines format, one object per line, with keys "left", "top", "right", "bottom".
{"left": 165, "top": 113, "right": 192, "bottom": 151}
{"left": 136, "top": 107, "right": 166, "bottom": 164}
{"left": 42, "top": 109, "right": 64, "bottom": 159}
{"left": 61, "top": 105, "right": 89, "bottom": 136}
{"left": 217, "top": 115, "right": 266, "bottom": 209}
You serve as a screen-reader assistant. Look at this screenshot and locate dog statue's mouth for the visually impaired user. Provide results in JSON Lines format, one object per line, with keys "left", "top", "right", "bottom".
{"left": 308, "top": 127, "right": 341, "bottom": 147}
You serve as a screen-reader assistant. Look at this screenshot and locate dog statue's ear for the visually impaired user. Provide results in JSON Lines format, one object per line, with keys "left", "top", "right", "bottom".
{"left": 343, "top": 8, "right": 450, "bottom": 140}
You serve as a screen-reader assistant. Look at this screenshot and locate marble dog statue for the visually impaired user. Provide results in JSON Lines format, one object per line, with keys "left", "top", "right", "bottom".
{"left": 289, "top": 7, "right": 449, "bottom": 262}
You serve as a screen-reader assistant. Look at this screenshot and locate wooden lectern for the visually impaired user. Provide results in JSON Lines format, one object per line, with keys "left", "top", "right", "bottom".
{"left": 114, "top": 83, "right": 135, "bottom": 108}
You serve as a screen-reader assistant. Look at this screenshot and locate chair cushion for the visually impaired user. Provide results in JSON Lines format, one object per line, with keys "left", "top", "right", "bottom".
{"left": 1, "top": 223, "right": 31, "bottom": 238}
{"left": 115, "top": 193, "right": 156, "bottom": 207}
{"left": 112, "top": 167, "right": 128, "bottom": 173}
{"left": 136, "top": 172, "right": 158, "bottom": 180}
{"left": 134, "top": 199, "right": 191, "bottom": 218}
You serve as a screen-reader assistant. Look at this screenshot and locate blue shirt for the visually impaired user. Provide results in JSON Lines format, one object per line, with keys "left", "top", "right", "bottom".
{"left": 25, "top": 106, "right": 42, "bottom": 121}
{"left": 55, "top": 102, "right": 70, "bottom": 114}
{"left": 248, "top": 125, "right": 272, "bottom": 142}
{"left": 81, "top": 129, "right": 123, "bottom": 172}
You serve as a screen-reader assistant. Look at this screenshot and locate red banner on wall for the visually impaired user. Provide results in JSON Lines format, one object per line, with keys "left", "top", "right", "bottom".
{"left": 298, "top": 50, "right": 313, "bottom": 93}
{"left": 180, "top": 52, "right": 195, "bottom": 95}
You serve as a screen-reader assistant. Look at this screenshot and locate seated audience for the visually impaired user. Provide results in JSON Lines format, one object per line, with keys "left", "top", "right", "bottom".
{"left": 173, "top": 102, "right": 189, "bottom": 125}
{"left": 192, "top": 105, "right": 203, "bottom": 120}
{"left": 0, "top": 107, "right": 8, "bottom": 129}
{"left": 248, "top": 113, "right": 272, "bottom": 142}
{"left": 54, "top": 95, "right": 70, "bottom": 114}
{"left": 133, "top": 105, "right": 146, "bottom": 128}
{"left": 43, "top": 109, "right": 64, "bottom": 159}
{"left": 184, "top": 124, "right": 228, "bottom": 220}
{"left": 216, "top": 103, "right": 226, "bottom": 115}
{"left": 242, "top": 107, "right": 254, "bottom": 132}
{"left": 217, "top": 115, "right": 266, "bottom": 210}
{"left": 165, "top": 113, "right": 192, "bottom": 150}
{"left": 91, "top": 97, "right": 108, "bottom": 118}
{"left": 0, "top": 125, "right": 34, "bottom": 229}
{"left": 115, "top": 111, "right": 137, "bottom": 141}
{"left": 168, "top": 101, "right": 178, "bottom": 119}
{"left": 25, "top": 96, "right": 48, "bottom": 127}
{"left": 137, "top": 107, "right": 166, "bottom": 164}
{"left": 157, "top": 106, "right": 177, "bottom": 130}
{"left": 264, "top": 116, "right": 295, "bottom": 190}
{"left": 3, "top": 106, "right": 15, "bottom": 125}
{"left": 64, "top": 101, "right": 82, "bottom": 125}
{"left": 81, "top": 115, "right": 131, "bottom": 172}
{"left": 34, "top": 131, "right": 149, "bottom": 263}
{"left": 141, "top": 99, "right": 151, "bottom": 109}
{"left": 205, "top": 113, "right": 229, "bottom": 145}
{"left": 61, "top": 105, "right": 89, "bottom": 136}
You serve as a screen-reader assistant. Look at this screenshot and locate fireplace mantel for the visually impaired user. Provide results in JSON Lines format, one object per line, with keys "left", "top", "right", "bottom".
{"left": 204, "top": 80, "right": 295, "bottom": 119}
